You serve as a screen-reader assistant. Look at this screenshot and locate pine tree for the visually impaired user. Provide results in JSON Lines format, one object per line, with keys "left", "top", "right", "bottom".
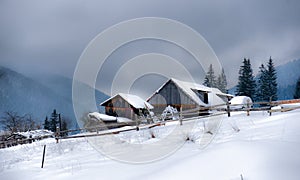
{"left": 266, "top": 57, "right": 277, "bottom": 101}
{"left": 294, "top": 77, "right": 300, "bottom": 99}
{"left": 255, "top": 64, "right": 271, "bottom": 102}
{"left": 217, "top": 68, "right": 227, "bottom": 93}
{"left": 203, "top": 64, "right": 217, "bottom": 88}
{"left": 49, "top": 109, "right": 59, "bottom": 132}
{"left": 256, "top": 64, "right": 269, "bottom": 103}
{"left": 58, "top": 114, "right": 69, "bottom": 137}
{"left": 255, "top": 57, "right": 278, "bottom": 103}
{"left": 61, "top": 120, "right": 68, "bottom": 137}
{"left": 44, "top": 116, "right": 50, "bottom": 130}
{"left": 58, "top": 113, "right": 62, "bottom": 131}
{"left": 236, "top": 58, "right": 256, "bottom": 99}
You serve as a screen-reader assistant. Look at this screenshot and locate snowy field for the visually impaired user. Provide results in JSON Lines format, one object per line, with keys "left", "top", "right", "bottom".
{"left": 1, "top": 107, "right": 300, "bottom": 180}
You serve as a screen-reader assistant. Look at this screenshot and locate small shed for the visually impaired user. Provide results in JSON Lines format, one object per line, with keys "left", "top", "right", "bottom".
{"left": 100, "top": 93, "right": 153, "bottom": 120}
{"left": 147, "top": 78, "right": 233, "bottom": 115}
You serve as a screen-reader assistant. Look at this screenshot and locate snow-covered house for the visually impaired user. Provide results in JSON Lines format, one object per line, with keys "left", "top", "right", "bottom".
{"left": 100, "top": 93, "right": 153, "bottom": 120}
{"left": 147, "top": 78, "right": 233, "bottom": 115}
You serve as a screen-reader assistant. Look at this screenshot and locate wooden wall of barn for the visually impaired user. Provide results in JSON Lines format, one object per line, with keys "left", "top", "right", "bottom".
{"left": 148, "top": 80, "right": 198, "bottom": 114}
{"left": 104, "top": 95, "right": 139, "bottom": 120}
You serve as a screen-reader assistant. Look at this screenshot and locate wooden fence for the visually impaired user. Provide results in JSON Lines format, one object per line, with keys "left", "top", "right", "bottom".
{"left": 2, "top": 99, "right": 299, "bottom": 146}
{"left": 0, "top": 135, "right": 53, "bottom": 149}
{"left": 53, "top": 99, "right": 300, "bottom": 142}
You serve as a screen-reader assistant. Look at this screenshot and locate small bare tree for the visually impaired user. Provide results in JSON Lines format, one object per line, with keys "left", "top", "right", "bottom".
{"left": 0, "top": 111, "right": 22, "bottom": 134}
{"left": 0, "top": 112, "right": 38, "bottom": 134}
{"left": 23, "top": 114, "right": 37, "bottom": 131}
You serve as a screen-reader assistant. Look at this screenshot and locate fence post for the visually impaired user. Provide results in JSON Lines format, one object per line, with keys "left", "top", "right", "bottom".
{"left": 136, "top": 113, "right": 139, "bottom": 131}
{"left": 179, "top": 106, "right": 183, "bottom": 126}
{"left": 41, "top": 145, "right": 46, "bottom": 168}
{"left": 227, "top": 102, "right": 231, "bottom": 117}
{"left": 55, "top": 126, "right": 60, "bottom": 143}
{"left": 58, "top": 113, "right": 62, "bottom": 133}
{"left": 269, "top": 96, "right": 272, "bottom": 116}
{"left": 246, "top": 99, "right": 250, "bottom": 116}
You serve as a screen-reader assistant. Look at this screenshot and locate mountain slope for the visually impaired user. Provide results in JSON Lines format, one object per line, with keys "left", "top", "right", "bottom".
{"left": 276, "top": 59, "right": 300, "bottom": 87}
{"left": 276, "top": 59, "right": 300, "bottom": 99}
{"left": 0, "top": 66, "right": 108, "bottom": 130}
{"left": 0, "top": 66, "right": 75, "bottom": 127}
{"left": 32, "top": 73, "right": 109, "bottom": 112}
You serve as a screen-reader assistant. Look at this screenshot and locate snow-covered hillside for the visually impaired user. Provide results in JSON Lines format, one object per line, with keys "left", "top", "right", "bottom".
{"left": 1, "top": 107, "right": 300, "bottom": 180}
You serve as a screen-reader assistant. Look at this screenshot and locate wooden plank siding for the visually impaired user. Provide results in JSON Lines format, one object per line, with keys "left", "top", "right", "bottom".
{"left": 148, "top": 80, "right": 204, "bottom": 116}
{"left": 102, "top": 95, "right": 144, "bottom": 120}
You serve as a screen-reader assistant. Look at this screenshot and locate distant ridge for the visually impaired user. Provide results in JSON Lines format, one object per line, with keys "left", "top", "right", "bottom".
{"left": 276, "top": 59, "right": 300, "bottom": 99}
{"left": 0, "top": 66, "right": 108, "bottom": 130}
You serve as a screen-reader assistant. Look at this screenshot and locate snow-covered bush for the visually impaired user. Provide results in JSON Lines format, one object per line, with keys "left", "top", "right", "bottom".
{"left": 230, "top": 96, "right": 253, "bottom": 109}
{"left": 161, "top": 105, "right": 180, "bottom": 121}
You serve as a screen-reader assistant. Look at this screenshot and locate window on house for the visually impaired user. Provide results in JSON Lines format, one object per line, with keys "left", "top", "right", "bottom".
{"left": 192, "top": 89, "right": 208, "bottom": 104}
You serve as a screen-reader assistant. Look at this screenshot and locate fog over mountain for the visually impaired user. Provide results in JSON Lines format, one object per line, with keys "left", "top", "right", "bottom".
{"left": 276, "top": 59, "right": 300, "bottom": 100}
{"left": 0, "top": 66, "right": 108, "bottom": 130}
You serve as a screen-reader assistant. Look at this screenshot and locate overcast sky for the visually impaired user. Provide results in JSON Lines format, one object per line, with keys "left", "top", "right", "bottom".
{"left": 1, "top": 0, "right": 300, "bottom": 91}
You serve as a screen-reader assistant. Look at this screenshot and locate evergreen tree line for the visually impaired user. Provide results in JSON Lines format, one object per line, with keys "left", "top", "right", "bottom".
{"left": 43, "top": 109, "right": 68, "bottom": 136}
{"left": 203, "top": 64, "right": 228, "bottom": 93}
{"left": 236, "top": 57, "right": 278, "bottom": 103}
{"left": 202, "top": 57, "right": 300, "bottom": 103}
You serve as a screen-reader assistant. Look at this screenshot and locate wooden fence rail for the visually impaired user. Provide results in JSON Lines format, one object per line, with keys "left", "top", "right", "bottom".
{"left": 2, "top": 99, "right": 298, "bottom": 146}
{"left": 55, "top": 99, "right": 300, "bottom": 141}
{"left": 0, "top": 135, "right": 52, "bottom": 149}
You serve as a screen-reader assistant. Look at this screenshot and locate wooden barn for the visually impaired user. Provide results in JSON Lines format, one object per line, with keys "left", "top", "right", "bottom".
{"left": 147, "top": 78, "right": 233, "bottom": 115}
{"left": 100, "top": 93, "right": 154, "bottom": 120}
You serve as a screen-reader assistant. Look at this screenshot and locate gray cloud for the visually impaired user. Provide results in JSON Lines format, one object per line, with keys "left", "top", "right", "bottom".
{"left": 0, "top": 0, "right": 299, "bottom": 89}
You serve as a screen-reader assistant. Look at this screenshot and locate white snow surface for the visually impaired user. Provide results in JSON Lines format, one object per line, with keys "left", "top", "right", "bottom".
{"left": 230, "top": 96, "right": 253, "bottom": 109}
{"left": 1, "top": 107, "right": 300, "bottom": 180}
{"left": 88, "top": 112, "right": 117, "bottom": 121}
{"left": 275, "top": 103, "right": 300, "bottom": 109}
{"left": 18, "top": 129, "right": 53, "bottom": 138}
{"left": 88, "top": 112, "right": 133, "bottom": 123}
{"left": 161, "top": 105, "right": 180, "bottom": 120}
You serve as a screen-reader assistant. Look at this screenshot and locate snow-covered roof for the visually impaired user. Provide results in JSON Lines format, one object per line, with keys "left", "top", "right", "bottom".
{"left": 100, "top": 93, "right": 154, "bottom": 109}
{"left": 88, "top": 112, "right": 117, "bottom": 121}
{"left": 88, "top": 112, "right": 134, "bottom": 123}
{"left": 148, "top": 78, "right": 233, "bottom": 106}
{"left": 230, "top": 96, "right": 253, "bottom": 105}
{"left": 17, "top": 129, "right": 53, "bottom": 138}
